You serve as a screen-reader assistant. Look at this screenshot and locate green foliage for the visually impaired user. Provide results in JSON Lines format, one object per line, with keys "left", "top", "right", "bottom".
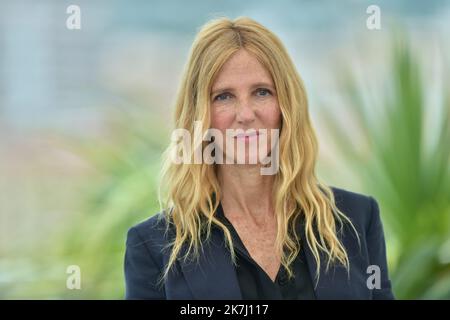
{"left": 54, "top": 108, "right": 169, "bottom": 299}
{"left": 320, "top": 36, "right": 450, "bottom": 299}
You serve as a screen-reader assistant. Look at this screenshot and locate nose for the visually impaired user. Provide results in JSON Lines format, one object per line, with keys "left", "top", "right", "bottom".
{"left": 235, "top": 99, "right": 256, "bottom": 124}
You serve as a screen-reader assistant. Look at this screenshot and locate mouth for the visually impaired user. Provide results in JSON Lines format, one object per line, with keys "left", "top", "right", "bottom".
{"left": 233, "top": 129, "right": 260, "bottom": 140}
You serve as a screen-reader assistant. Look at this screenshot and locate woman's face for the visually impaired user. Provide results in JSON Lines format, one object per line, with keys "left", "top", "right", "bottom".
{"left": 210, "top": 49, "right": 281, "bottom": 165}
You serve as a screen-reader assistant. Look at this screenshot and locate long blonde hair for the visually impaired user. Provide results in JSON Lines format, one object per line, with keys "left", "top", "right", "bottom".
{"left": 158, "top": 16, "right": 357, "bottom": 285}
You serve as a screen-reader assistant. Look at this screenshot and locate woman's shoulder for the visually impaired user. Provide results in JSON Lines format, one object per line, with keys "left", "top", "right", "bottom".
{"left": 126, "top": 211, "right": 173, "bottom": 248}
{"left": 330, "top": 186, "right": 380, "bottom": 233}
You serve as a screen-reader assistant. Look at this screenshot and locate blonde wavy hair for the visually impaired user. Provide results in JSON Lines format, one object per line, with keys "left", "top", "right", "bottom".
{"left": 158, "top": 16, "right": 357, "bottom": 285}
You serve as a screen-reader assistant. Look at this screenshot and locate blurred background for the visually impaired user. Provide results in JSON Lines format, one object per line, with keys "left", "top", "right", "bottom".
{"left": 0, "top": 0, "right": 449, "bottom": 299}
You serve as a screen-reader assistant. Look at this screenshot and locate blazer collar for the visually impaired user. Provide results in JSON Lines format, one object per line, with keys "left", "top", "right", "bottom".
{"left": 178, "top": 211, "right": 243, "bottom": 299}
{"left": 296, "top": 214, "right": 356, "bottom": 299}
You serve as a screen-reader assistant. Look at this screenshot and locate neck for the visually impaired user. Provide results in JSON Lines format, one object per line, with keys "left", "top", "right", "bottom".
{"left": 217, "top": 164, "right": 275, "bottom": 222}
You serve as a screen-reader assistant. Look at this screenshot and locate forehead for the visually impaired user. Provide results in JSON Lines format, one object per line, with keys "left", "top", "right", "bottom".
{"left": 211, "top": 49, "right": 273, "bottom": 90}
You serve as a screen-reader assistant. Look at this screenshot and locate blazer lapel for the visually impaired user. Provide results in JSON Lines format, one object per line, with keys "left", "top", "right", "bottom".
{"left": 178, "top": 225, "right": 242, "bottom": 300}
{"left": 298, "top": 215, "right": 356, "bottom": 299}
{"left": 297, "top": 217, "right": 321, "bottom": 299}
{"left": 177, "top": 205, "right": 354, "bottom": 300}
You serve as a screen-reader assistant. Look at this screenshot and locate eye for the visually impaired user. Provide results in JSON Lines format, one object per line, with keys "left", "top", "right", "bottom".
{"left": 214, "top": 92, "right": 232, "bottom": 101}
{"left": 256, "top": 88, "right": 272, "bottom": 97}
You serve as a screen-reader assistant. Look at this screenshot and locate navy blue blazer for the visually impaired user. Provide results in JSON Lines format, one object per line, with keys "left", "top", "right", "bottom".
{"left": 124, "top": 187, "right": 395, "bottom": 299}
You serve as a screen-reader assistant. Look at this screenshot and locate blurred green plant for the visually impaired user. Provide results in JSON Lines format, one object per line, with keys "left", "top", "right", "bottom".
{"left": 320, "top": 36, "right": 450, "bottom": 299}
{"left": 52, "top": 104, "right": 169, "bottom": 299}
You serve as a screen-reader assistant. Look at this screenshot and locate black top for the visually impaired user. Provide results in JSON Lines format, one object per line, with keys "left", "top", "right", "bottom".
{"left": 215, "top": 203, "right": 316, "bottom": 300}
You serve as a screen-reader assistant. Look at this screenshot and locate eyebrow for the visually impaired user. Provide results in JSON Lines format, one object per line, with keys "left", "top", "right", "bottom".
{"left": 210, "top": 82, "right": 275, "bottom": 96}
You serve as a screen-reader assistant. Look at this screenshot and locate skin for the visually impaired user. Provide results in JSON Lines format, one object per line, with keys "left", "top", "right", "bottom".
{"left": 210, "top": 48, "right": 282, "bottom": 281}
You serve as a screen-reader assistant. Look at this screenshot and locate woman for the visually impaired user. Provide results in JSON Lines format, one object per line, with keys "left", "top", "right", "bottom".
{"left": 124, "top": 16, "right": 394, "bottom": 300}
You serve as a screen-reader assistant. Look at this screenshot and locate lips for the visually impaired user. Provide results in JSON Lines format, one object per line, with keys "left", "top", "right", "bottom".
{"left": 233, "top": 130, "right": 259, "bottom": 139}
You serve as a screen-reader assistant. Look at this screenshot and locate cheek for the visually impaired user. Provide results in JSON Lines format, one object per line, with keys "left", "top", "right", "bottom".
{"left": 210, "top": 108, "right": 235, "bottom": 131}
{"left": 259, "top": 103, "right": 281, "bottom": 129}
